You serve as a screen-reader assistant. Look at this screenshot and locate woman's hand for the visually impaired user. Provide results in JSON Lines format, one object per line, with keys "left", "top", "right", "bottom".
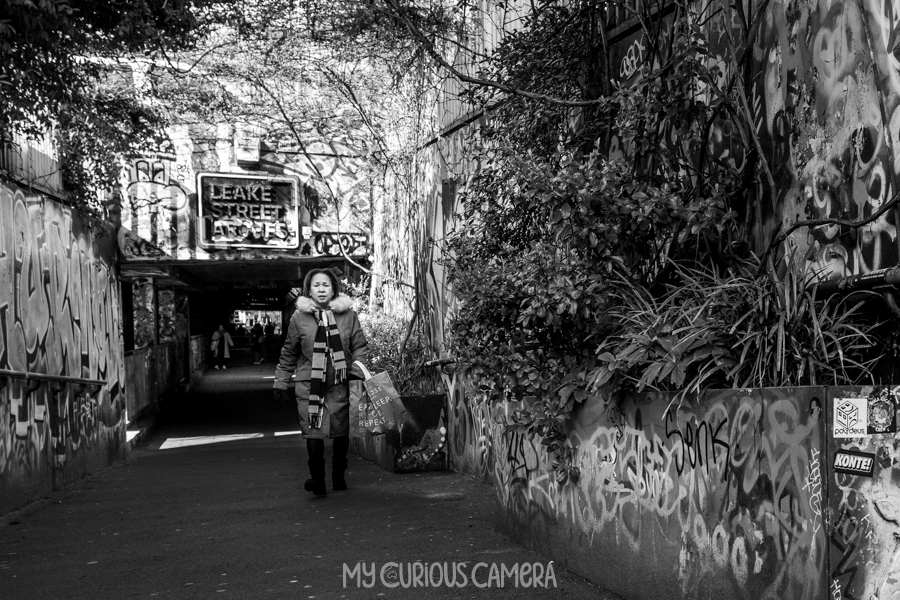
{"left": 274, "top": 388, "right": 293, "bottom": 405}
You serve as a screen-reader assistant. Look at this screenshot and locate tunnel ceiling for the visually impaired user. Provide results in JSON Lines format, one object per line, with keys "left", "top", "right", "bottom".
{"left": 120, "top": 256, "right": 354, "bottom": 291}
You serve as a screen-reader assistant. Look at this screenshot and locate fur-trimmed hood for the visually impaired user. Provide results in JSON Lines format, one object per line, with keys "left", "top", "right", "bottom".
{"left": 295, "top": 293, "right": 354, "bottom": 314}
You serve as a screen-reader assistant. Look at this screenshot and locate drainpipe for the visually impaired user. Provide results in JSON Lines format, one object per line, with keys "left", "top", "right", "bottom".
{"left": 813, "top": 266, "right": 900, "bottom": 318}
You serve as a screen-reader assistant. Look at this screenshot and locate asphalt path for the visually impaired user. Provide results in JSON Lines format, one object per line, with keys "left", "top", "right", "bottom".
{"left": 0, "top": 361, "right": 623, "bottom": 600}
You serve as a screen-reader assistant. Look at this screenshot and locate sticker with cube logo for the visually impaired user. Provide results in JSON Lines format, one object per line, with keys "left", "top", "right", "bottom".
{"left": 833, "top": 449, "right": 876, "bottom": 477}
{"left": 833, "top": 398, "right": 868, "bottom": 438}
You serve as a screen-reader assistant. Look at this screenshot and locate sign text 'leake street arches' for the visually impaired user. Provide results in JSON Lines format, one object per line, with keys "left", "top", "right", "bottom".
{"left": 197, "top": 173, "right": 300, "bottom": 249}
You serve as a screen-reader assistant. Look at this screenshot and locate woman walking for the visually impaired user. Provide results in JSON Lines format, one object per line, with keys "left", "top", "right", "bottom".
{"left": 273, "top": 269, "right": 368, "bottom": 497}
{"left": 251, "top": 321, "right": 265, "bottom": 364}
{"left": 210, "top": 325, "right": 234, "bottom": 370}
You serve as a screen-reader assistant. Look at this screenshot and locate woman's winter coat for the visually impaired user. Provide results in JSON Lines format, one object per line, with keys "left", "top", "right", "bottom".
{"left": 275, "top": 294, "right": 368, "bottom": 384}
{"left": 274, "top": 294, "right": 368, "bottom": 438}
{"left": 211, "top": 330, "right": 234, "bottom": 358}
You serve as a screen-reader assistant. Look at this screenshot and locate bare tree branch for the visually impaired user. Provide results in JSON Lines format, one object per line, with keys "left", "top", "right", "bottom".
{"left": 380, "top": 0, "right": 608, "bottom": 108}
{"left": 245, "top": 71, "right": 422, "bottom": 297}
{"left": 759, "top": 188, "right": 900, "bottom": 270}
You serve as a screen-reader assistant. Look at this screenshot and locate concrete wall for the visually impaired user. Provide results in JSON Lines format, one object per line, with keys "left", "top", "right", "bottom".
{"left": 124, "top": 347, "right": 153, "bottom": 421}
{"left": 189, "top": 334, "right": 209, "bottom": 387}
{"left": 0, "top": 179, "right": 127, "bottom": 515}
{"left": 125, "top": 275, "right": 192, "bottom": 422}
{"left": 444, "top": 385, "right": 899, "bottom": 599}
{"left": 124, "top": 340, "right": 187, "bottom": 422}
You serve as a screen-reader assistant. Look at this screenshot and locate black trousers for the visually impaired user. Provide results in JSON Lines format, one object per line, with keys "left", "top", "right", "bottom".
{"left": 214, "top": 346, "right": 226, "bottom": 368}
{"left": 306, "top": 436, "right": 349, "bottom": 479}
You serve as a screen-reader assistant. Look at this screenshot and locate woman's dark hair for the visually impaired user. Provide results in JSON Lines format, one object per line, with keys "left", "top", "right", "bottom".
{"left": 302, "top": 268, "right": 342, "bottom": 298}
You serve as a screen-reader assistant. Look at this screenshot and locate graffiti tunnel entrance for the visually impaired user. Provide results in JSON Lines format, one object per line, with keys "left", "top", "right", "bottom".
{"left": 118, "top": 256, "right": 367, "bottom": 427}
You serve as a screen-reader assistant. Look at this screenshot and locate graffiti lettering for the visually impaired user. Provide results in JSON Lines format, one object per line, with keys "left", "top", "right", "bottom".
{"left": 664, "top": 409, "right": 730, "bottom": 478}
{"left": 443, "top": 380, "right": 827, "bottom": 599}
{"left": 619, "top": 37, "right": 646, "bottom": 80}
{"left": 830, "top": 505, "right": 862, "bottom": 596}
{"left": 0, "top": 182, "right": 124, "bottom": 507}
{"left": 803, "top": 447, "right": 823, "bottom": 534}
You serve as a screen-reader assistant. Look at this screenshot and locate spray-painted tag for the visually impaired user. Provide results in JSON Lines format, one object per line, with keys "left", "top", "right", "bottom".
{"left": 833, "top": 449, "right": 876, "bottom": 477}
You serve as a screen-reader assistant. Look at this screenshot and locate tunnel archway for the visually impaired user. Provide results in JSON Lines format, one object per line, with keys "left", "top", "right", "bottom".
{"left": 118, "top": 255, "right": 370, "bottom": 428}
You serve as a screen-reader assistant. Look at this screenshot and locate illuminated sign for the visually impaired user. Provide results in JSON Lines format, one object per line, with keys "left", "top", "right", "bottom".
{"left": 197, "top": 173, "right": 300, "bottom": 249}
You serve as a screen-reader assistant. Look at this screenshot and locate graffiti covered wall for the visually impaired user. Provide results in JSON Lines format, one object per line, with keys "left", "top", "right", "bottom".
{"left": 448, "top": 387, "right": 830, "bottom": 599}
{"left": 753, "top": 0, "right": 900, "bottom": 275}
{"left": 826, "top": 387, "right": 900, "bottom": 600}
{"left": 120, "top": 123, "right": 367, "bottom": 264}
{"left": 122, "top": 134, "right": 194, "bottom": 260}
{"left": 442, "top": 383, "right": 900, "bottom": 599}
{"left": 0, "top": 180, "right": 127, "bottom": 515}
{"left": 602, "top": 0, "right": 900, "bottom": 276}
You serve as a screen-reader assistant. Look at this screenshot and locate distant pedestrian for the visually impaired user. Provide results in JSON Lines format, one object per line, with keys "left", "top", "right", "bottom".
{"left": 210, "top": 325, "right": 234, "bottom": 370}
{"left": 273, "top": 269, "right": 368, "bottom": 497}
{"left": 263, "top": 320, "right": 276, "bottom": 361}
{"left": 251, "top": 322, "right": 265, "bottom": 364}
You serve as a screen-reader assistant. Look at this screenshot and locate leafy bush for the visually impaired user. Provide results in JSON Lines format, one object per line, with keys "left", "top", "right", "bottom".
{"left": 348, "top": 279, "right": 437, "bottom": 395}
{"left": 2, "top": 0, "right": 201, "bottom": 226}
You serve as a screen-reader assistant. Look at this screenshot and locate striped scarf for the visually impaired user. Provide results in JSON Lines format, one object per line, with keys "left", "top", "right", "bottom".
{"left": 308, "top": 309, "right": 347, "bottom": 429}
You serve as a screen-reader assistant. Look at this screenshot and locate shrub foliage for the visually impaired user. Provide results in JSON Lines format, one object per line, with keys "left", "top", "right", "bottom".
{"left": 442, "top": 0, "right": 881, "bottom": 484}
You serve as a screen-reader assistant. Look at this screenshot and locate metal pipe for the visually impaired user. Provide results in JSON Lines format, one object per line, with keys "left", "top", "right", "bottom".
{"left": 814, "top": 266, "right": 900, "bottom": 295}
{"left": 0, "top": 369, "right": 106, "bottom": 387}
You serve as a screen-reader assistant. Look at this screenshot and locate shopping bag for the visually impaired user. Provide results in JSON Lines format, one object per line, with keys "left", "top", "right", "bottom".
{"left": 364, "top": 371, "right": 401, "bottom": 427}
{"left": 349, "top": 362, "right": 400, "bottom": 437}
{"left": 349, "top": 379, "right": 381, "bottom": 437}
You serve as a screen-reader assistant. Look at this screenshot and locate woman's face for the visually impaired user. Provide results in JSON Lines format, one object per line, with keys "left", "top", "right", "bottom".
{"left": 310, "top": 273, "right": 334, "bottom": 305}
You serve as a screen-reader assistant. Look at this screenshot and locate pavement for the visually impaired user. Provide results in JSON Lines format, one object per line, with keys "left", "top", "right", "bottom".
{"left": 0, "top": 358, "right": 624, "bottom": 600}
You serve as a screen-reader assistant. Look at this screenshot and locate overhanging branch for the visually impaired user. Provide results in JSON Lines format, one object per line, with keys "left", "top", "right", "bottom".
{"left": 381, "top": 0, "right": 607, "bottom": 108}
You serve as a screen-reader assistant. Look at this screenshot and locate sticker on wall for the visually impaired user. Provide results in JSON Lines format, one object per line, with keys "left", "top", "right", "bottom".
{"left": 867, "top": 388, "right": 898, "bottom": 434}
{"left": 833, "top": 449, "right": 876, "bottom": 477}
{"left": 834, "top": 398, "right": 868, "bottom": 437}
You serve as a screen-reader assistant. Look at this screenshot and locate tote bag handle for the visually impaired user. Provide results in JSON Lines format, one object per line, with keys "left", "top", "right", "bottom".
{"left": 353, "top": 360, "right": 373, "bottom": 381}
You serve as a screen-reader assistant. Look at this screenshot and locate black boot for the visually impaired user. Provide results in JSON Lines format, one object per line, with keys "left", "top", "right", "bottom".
{"left": 332, "top": 436, "right": 349, "bottom": 491}
{"left": 304, "top": 438, "right": 327, "bottom": 497}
